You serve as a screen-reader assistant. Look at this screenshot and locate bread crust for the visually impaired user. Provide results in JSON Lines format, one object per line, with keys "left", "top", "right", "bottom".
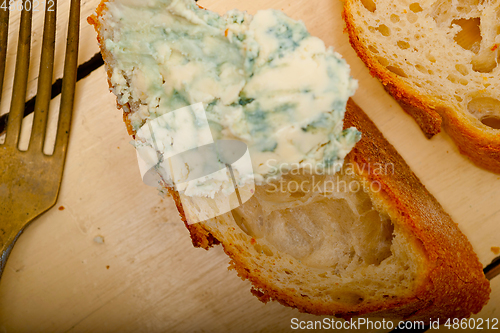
{"left": 89, "top": 1, "right": 490, "bottom": 322}
{"left": 342, "top": 0, "right": 500, "bottom": 173}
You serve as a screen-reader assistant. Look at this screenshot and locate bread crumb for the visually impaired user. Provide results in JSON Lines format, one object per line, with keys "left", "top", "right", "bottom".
{"left": 106, "top": 265, "right": 110, "bottom": 269}
{"left": 94, "top": 235, "right": 105, "bottom": 244}
{"left": 491, "top": 247, "right": 500, "bottom": 255}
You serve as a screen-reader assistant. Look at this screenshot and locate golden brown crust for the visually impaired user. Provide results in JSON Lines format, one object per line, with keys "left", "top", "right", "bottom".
{"left": 89, "top": 1, "right": 490, "bottom": 321}
{"left": 342, "top": 1, "right": 500, "bottom": 173}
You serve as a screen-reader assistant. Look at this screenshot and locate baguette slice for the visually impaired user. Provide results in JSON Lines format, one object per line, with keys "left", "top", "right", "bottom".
{"left": 170, "top": 99, "right": 490, "bottom": 321}
{"left": 89, "top": 0, "right": 490, "bottom": 321}
{"left": 342, "top": 0, "right": 500, "bottom": 173}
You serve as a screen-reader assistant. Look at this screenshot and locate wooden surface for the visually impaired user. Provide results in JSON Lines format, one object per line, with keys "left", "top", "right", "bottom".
{"left": 0, "top": 0, "right": 498, "bottom": 332}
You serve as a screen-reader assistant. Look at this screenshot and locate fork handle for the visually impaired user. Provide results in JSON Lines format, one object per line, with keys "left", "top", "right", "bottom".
{"left": 0, "top": 227, "right": 25, "bottom": 280}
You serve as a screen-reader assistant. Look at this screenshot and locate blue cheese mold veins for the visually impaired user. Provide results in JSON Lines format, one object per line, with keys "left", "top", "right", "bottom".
{"left": 100, "top": 0, "right": 360, "bottom": 196}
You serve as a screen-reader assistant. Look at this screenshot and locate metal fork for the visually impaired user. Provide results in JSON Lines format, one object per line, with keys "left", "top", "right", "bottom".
{"left": 0, "top": 0, "right": 80, "bottom": 279}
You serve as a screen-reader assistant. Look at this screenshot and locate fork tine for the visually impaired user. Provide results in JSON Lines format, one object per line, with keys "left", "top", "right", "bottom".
{"left": 29, "top": 3, "right": 57, "bottom": 153}
{"left": 0, "top": 7, "right": 9, "bottom": 106}
{"left": 4, "top": 3, "right": 32, "bottom": 148}
{"left": 53, "top": 0, "right": 79, "bottom": 159}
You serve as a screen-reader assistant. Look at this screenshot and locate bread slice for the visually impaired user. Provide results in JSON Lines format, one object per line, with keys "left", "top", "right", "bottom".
{"left": 89, "top": 0, "right": 490, "bottom": 322}
{"left": 169, "top": 99, "right": 490, "bottom": 321}
{"left": 342, "top": 0, "right": 500, "bottom": 173}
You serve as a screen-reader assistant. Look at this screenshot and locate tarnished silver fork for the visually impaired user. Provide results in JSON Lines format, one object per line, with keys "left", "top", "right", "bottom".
{"left": 0, "top": 0, "right": 80, "bottom": 279}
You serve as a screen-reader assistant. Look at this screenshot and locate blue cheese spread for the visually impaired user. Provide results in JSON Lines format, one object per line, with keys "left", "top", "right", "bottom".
{"left": 100, "top": 0, "right": 360, "bottom": 196}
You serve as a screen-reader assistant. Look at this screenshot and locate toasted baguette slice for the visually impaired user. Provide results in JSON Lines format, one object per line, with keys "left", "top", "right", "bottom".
{"left": 171, "top": 99, "right": 490, "bottom": 321}
{"left": 342, "top": 0, "right": 500, "bottom": 173}
{"left": 89, "top": 1, "right": 490, "bottom": 322}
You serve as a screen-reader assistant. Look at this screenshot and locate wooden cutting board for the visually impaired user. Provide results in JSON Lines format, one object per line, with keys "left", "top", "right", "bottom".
{"left": 0, "top": 0, "right": 498, "bottom": 332}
